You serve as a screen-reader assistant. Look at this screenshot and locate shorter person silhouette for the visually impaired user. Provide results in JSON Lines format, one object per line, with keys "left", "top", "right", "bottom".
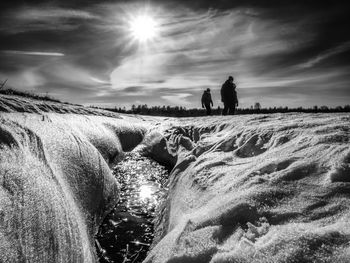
{"left": 221, "top": 76, "right": 238, "bottom": 115}
{"left": 201, "top": 88, "right": 213, "bottom": 115}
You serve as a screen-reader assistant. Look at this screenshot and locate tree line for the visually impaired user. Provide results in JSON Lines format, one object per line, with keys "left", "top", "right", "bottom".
{"left": 99, "top": 104, "right": 350, "bottom": 117}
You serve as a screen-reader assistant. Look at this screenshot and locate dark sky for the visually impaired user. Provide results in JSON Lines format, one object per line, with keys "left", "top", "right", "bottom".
{"left": 0, "top": 0, "right": 349, "bottom": 108}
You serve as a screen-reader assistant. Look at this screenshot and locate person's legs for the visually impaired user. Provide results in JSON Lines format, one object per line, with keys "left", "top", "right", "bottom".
{"left": 222, "top": 103, "right": 229, "bottom": 115}
{"left": 228, "top": 105, "right": 236, "bottom": 115}
{"left": 205, "top": 105, "right": 211, "bottom": 115}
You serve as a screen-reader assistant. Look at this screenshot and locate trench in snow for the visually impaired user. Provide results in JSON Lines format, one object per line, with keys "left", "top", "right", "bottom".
{"left": 95, "top": 152, "right": 171, "bottom": 263}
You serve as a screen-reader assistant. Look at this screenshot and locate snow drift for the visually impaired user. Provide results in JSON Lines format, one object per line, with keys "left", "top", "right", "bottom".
{"left": 144, "top": 113, "right": 350, "bottom": 263}
{"left": 0, "top": 112, "right": 147, "bottom": 262}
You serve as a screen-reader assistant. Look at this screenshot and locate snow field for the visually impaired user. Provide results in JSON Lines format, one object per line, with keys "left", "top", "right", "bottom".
{"left": 144, "top": 113, "right": 350, "bottom": 263}
{"left": 0, "top": 106, "right": 349, "bottom": 263}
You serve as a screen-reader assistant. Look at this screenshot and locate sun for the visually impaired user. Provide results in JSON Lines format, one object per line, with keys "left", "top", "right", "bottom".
{"left": 129, "top": 14, "right": 158, "bottom": 42}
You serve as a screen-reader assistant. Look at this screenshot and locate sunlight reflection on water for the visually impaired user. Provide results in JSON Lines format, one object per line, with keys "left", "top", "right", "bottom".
{"left": 139, "top": 184, "right": 155, "bottom": 201}
{"left": 96, "top": 153, "right": 169, "bottom": 263}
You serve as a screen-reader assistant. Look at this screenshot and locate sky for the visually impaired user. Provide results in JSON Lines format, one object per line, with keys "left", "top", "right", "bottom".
{"left": 0, "top": 0, "right": 349, "bottom": 108}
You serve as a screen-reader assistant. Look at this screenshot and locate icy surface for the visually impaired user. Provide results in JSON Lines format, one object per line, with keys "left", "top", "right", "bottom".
{"left": 0, "top": 112, "right": 147, "bottom": 262}
{"left": 144, "top": 113, "right": 350, "bottom": 263}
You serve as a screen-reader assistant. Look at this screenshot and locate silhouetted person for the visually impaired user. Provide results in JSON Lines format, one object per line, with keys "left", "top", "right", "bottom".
{"left": 221, "top": 76, "right": 238, "bottom": 115}
{"left": 201, "top": 88, "right": 213, "bottom": 115}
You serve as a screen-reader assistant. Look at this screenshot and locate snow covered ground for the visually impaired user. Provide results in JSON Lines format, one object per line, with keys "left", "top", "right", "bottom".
{"left": 144, "top": 113, "right": 350, "bottom": 263}
{"left": 0, "top": 111, "right": 149, "bottom": 262}
{"left": 0, "top": 93, "right": 119, "bottom": 117}
{"left": 1, "top": 94, "right": 349, "bottom": 263}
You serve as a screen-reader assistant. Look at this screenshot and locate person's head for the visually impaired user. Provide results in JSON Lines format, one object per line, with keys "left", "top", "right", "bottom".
{"left": 228, "top": 76, "right": 234, "bottom": 82}
{"left": 206, "top": 88, "right": 210, "bottom": 92}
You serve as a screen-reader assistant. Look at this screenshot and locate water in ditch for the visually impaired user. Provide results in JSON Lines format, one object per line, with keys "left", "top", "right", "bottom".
{"left": 95, "top": 153, "right": 170, "bottom": 263}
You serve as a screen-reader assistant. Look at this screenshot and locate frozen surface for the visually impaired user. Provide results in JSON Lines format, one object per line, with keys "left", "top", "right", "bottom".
{"left": 144, "top": 113, "right": 350, "bottom": 263}
{"left": 0, "top": 112, "right": 148, "bottom": 262}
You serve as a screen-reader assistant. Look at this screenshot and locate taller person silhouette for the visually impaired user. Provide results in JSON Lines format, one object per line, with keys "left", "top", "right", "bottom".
{"left": 221, "top": 76, "right": 238, "bottom": 115}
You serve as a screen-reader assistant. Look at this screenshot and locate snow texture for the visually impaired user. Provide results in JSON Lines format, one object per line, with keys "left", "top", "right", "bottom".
{"left": 0, "top": 94, "right": 119, "bottom": 117}
{"left": 144, "top": 113, "right": 350, "bottom": 263}
{"left": 1, "top": 94, "right": 349, "bottom": 263}
{"left": 0, "top": 112, "right": 147, "bottom": 262}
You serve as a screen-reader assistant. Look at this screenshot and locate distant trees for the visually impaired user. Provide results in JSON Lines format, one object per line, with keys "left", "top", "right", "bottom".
{"left": 100, "top": 104, "right": 350, "bottom": 117}
{"left": 254, "top": 102, "right": 261, "bottom": 110}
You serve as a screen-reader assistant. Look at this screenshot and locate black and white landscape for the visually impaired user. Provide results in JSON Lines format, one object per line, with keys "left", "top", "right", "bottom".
{"left": 0, "top": 0, "right": 350, "bottom": 262}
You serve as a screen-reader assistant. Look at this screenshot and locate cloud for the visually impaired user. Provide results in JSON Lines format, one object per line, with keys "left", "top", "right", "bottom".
{"left": 110, "top": 52, "right": 170, "bottom": 89}
{"left": 0, "top": 6, "right": 98, "bottom": 33}
{"left": 1, "top": 50, "right": 65, "bottom": 56}
{"left": 298, "top": 41, "right": 350, "bottom": 68}
{"left": 13, "top": 6, "right": 96, "bottom": 20}
{"left": 161, "top": 93, "right": 193, "bottom": 105}
{"left": 90, "top": 76, "right": 110, "bottom": 84}
{"left": 110, "top": 6, "right": 314, "bottom": 92}
{"left": 0, "top": 70, "right": 46, "bottom": 91}
{"left": 38, "top": 62, "right": 102, "bottom": 88}
{"left": 239, "top": 82, "right": 350, "bottom": 108}
{"left": 123, "top": 86, "right": 145, "bottom": 93}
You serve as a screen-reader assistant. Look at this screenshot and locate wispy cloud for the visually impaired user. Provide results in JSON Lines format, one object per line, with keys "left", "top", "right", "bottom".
{"left": 298, "top": 41, "right": 350, "bottom": 68}
{"left": 13, "top": 7, "right": 97, "bottom": 21}
{"left": 90, "top": 76, "right": 110, "bottom": 84}
{"left": 0, "top": 6, "right": 98, "bottom": 33}
{"left": 110, "top": 6, "right": 313, "bottom": 92}
{"left": 161, "top": 93, "right": 193, "bottom": 105}
{"left": 0, "top": 69, "right": 46, "bottom": 91}
{"left": 2, "top": 50, "right": 65, "bottom": 56}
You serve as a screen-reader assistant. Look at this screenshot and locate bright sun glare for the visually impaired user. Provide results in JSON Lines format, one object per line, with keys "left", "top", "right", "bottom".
{"left": 129, "top": 15, "right": 158, "bottom": 42}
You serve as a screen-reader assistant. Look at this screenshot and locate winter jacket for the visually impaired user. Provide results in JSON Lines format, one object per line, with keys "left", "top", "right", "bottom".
{"left": 201, "top": 91, "right": 213, "bottom": 106}
{"left": 221, "top": 80, "right": 238, "bottom": 104}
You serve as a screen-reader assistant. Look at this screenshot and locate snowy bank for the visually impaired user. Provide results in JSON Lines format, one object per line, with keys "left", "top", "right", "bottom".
{"left": 0, "top": 93, "right": 119, "bottom": 117}
{"left": 145, "top": 113, "right": 350, "bottom": 263}
{"left": 0, "top": 112, "right": 148, "bottom": 262}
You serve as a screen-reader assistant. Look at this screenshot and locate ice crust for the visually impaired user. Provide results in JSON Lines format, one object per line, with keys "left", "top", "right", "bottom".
{"left": 0, "top": 112, "right": 147, "bottom": 262}
{"left": 144, "top": 113, "right": 350, "bottom": 263}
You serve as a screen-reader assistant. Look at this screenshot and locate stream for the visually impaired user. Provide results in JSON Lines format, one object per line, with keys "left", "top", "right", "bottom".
{"left": 95, "top": 153, "right": 170, "bottom": 263}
